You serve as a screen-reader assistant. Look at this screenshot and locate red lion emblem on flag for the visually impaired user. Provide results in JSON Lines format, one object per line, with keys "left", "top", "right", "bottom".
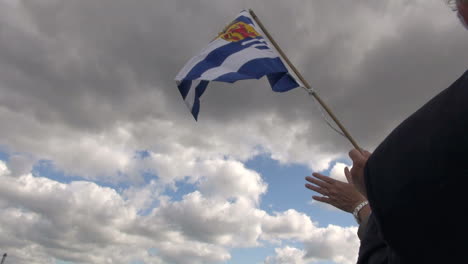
{"left": 217, "top": 21, "right": 261, "bottom": 42}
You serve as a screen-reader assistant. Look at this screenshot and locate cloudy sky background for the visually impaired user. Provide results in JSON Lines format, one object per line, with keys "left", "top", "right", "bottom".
{"left": 0, "top": 0, "right": 467, "bottom": 263}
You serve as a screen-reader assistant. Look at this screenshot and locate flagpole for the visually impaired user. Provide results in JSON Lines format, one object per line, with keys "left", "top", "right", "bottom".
{"left": 249, "top": 9, "right": 362, "bottom": 152}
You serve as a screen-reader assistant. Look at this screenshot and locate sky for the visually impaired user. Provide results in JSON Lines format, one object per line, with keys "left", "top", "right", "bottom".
{"left": 0, "top": 0, "right": 467, "bottom": 263}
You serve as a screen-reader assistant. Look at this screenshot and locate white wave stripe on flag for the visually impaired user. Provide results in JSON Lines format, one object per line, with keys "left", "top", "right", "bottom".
{"left": 175, "top": 38, "right": 229, "bottom": 81}
{"left": 199, "top": 47, "right": 277, "bottom": 80}
{"left": 249, "top": 44, "right": 269, "bottom": 49}
{"left": 184, "top": 80, "right": 200, "bottom": 110}
{"left": 241, "top": 39, "right": 267, "bottom": 46}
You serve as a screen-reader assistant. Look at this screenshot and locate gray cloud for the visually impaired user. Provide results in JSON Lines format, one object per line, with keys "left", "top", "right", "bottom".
{"left": 1, "top": 0, "right": 465, "bottom": 154}
{"left": 1, "top": 0, "right": 465, "bottom": 160}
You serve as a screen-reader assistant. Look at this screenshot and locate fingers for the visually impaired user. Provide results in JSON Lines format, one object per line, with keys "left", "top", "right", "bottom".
{"left": 305, "top": 173, "right": 334, "bottom": 197}
{"left": 305, "top": 175, "right": 332, "bottom": 189}
{"left": 312, "top": 195, "right": 332, "bottom": 204}
{"left": 305, "top": 183, "right": 328, "bottom": 196}
{"left": 364, "top": 150, "right": 372, "bottom": 158}
{"left": 348, "top": 149, "right": 372, "bottom": 159}
{"left": 312, "top": 172, "right": 335, "bottom": 184}
{"left": 348, "top": 149, "right": 363, "bottom": 162}
{"left": 348, "top": 149, "right": 368, "bottom": 167}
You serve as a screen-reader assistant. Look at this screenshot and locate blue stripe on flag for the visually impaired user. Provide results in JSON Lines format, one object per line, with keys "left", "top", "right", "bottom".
{"left": 240, "top": 57, "right": 286, "bottom": 75}
{"left": 191, "top": 80, "right": 209, "bottom": 121}
{"left": 267, "top": 73, "right": 299, "bottom": 92}
{"left": 214, "top": 57, "right": 288, "bottom": 82}
{"left": 178, "top": 80, "right": 192, "bottom": 99}
{"left": 183, "top": 37, "right": 265, "bottom": 80}
{"left": 213, "top": 72, "right": 251, "bottom": 83}
{"left": 235, "top": 15, "right": 255, "bottom": 26}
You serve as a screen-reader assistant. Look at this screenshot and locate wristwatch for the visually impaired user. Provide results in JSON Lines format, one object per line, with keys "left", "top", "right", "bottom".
{"left": 352, "top": 200, "right": 369, "bottom": 224}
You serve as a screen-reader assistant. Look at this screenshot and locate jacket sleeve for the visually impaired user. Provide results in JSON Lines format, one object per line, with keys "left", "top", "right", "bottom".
{"left": 357, "top": 213, "right": 389, "bottom": 264}
{"left": 357, "top": 212, "right": 370, "bottom": 240}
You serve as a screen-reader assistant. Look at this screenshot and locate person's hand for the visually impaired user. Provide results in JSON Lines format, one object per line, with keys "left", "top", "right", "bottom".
{"left": 348, "top": 149, "right": 372, "bottom": 197}
{"left": 305, "top": 172, "right": 367, "bottom": 213}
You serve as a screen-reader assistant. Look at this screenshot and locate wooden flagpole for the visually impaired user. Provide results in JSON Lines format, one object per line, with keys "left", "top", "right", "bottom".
{"left": 249, "top": 9, "right": 362, "bottom": 152}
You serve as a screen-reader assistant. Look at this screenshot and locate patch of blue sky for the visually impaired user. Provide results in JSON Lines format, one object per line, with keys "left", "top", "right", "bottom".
{"left": 134, "top": 150, "right": 151, "bottom": 159}
{"left": 134, "top": 149, "right": 159, "bottom": 185}
{"left": 0, "top": 147, "right": 8, "bottom": 161}
{"left": 228, "top": 243, "right": 337, "bottom": 264}
{"left": 162, "top": 176, "right": 198, "bottom": 202}
{"left": 227, "top": 246, "right": 275, "bottom": 264}
{"left": 245, "top": 154, "right": 356, "bottom": 228}
{"left": 147, "top": 248, "right": 158, "bottom": 256}
{"left": 129, "top": 260, "right": 145, "bottom": 264}
{"left": 139, "top": 170, "right": 158, "bottom": 186}
{"left": 32, "top": 160, "right": 85, "bottom": 184}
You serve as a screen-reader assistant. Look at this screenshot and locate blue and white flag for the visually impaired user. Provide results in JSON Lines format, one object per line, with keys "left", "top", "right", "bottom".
{"left": 175, "top": 10, "right": 302, "bottom": 120}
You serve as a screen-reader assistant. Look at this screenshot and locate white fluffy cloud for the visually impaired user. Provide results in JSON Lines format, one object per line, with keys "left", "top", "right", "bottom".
{"left": 263, "top": 222, "right": 359, "bottom": 264}
{"left": 0, "top": 161, "right": 231, "bottom": 264}
{"left": 265, "top": 247, "right": 307, "bottom": 264}
{"left": 0, "top": 160, "right": 359, "bottom": 264}
{"left": 262, "top": 209, "right": 317, "bottom": 242}
{"left": 262, "top": 210, "right": 359, "bottom": 264}
{"left": 0, "top": 160, "right": 9, "bottom": 175}
{"left": 329, "top": 162, "right": 349, "bottom": 183}
{"left": 303, "top": 225, "right": 359, "bottom": 264}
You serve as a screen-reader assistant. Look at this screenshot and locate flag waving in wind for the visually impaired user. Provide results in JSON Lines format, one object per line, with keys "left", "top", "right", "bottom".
{"left": 175, "top": 10, "right": 301, "bottom": 120}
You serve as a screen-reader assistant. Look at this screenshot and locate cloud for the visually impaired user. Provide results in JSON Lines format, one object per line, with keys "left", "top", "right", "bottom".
{"left": 5, "top": 0, "right": 466, "bottom": 182}
{"left": 1, "top": 0, "right": 465, "bottom": 184}
{"left": 6, "top": 153, "right": 35, "bottom": 177}
{"left": 263, "top": 223, "right": 359, "bottom": 264}
{"left": 155, "top": 191, "right": 265, "bottom": 247}
{"left": 0, "top": 160, "right": 359, "bottom": 264}
{"left": 196, "top": 159, "right": 268, "bottom": 204}
{"left": 265, "top": 246, "right": 306, "bottom": 264}
{"left": 0, "top": 163, "right": 144, "bottom": 263}
{"left": 329, "top": 162, "right": 349, "bottom": 183}
{"left": 0, "top": 160, "right": 10, "bottom": 175}
{"left": 262, "top": 209, "right": 316, "bottom": 242}
{"left": 303, "top": 225, "right": 359, "bottom": 264}
{"left": 261, "top": 210, "right": 359, "bottom": 264}
{"left": 0, "top": 160, "right": 230, "bottom": 264}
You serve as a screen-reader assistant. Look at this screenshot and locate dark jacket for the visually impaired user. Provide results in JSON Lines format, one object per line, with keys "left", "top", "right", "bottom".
{"left": 358, "top": 69, "right": 468, "bottom": 263}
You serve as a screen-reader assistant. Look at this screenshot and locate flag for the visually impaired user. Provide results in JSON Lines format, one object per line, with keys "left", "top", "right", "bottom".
{"left": 175, "top": 10, "right": 302, "bottom": 120}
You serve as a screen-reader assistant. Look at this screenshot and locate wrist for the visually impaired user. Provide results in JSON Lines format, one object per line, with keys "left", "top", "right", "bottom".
{"left": 358, "top": 204, "right": 371, "bottom": 223}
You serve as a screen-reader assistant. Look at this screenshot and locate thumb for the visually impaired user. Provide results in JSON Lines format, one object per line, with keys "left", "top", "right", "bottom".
{"left": 344, "top": 167, "right": 352, "bottom": 184}
{"left": 363, "top": 150, "right": 372, "bottom": 158}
